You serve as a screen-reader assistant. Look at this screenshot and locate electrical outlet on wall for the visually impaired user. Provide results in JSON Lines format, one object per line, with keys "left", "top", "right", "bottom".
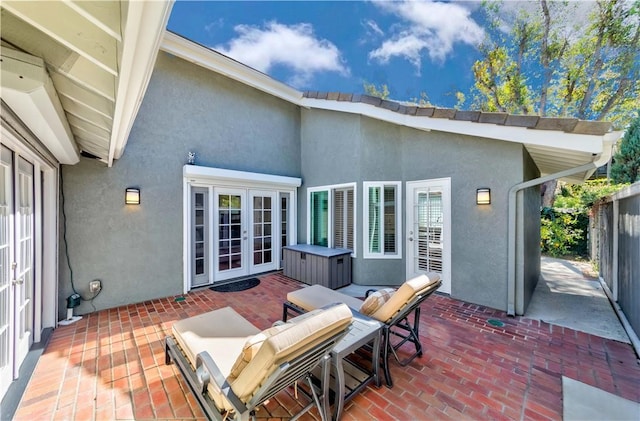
{"left": 89, "top": 280, "right": 101, "bottom": 293}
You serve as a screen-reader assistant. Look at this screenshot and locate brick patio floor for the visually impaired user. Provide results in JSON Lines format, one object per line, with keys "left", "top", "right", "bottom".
{"left": 13, "top": 273, "right": 640, "bottom": 420}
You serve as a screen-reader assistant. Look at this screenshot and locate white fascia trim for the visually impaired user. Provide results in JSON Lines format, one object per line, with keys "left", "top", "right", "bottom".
{"left": 183, "top": 165, "right": 302, "bottom": 189}
{"left": 108, "top": 0, "right": 175, "bottom": 166}
{"left": 302, "top": 98, "right": 607, "bottom": 154}
{"left": 161, "top": 31, "right": 303, "bottom": 105}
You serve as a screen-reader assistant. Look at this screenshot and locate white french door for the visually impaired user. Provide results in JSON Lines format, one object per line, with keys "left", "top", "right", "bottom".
{"left": 0, "top": 146, "right": 13, "bottom": 399}
{"left": 0, "top": 147, "right": 35, "bottom": 399}
{"left": 249, "top": 191, "right": 277, "bottom": 274}
{"left": 406, "top": 179, "right": 451, "bottom": 293}
{"left": 214, "top": 188, "right": 247, "bottom": 281}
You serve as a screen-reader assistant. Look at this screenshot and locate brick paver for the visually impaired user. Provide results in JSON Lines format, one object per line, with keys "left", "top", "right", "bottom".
{"left": 14, "top": 272, "right": 640, "bottom": 420}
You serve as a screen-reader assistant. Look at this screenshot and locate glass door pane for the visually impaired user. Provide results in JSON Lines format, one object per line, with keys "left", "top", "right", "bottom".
{"left": 14, "top": 157, "right": 33, "bottom": 376}
{"left": 280, "top": 192, "right": 290, "bottom": 267}
{"left": 407, "top": 179, "right": 450, "bottom": 293}
{"left": 250, "top": 191, "right": 277, "bottom": 273}
{"left": 191, "top": 188, "right": 209, "bottom": 287}
{"left": 215, "top": 189, "right": 248, "bottom": 281}
{"left": 0, "top": 147, "right": 13, "bottom": 399}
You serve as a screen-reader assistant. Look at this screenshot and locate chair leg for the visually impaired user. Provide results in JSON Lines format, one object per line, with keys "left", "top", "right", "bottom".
{"left": 382, "top": 327, "right": 393, "bottom": 388}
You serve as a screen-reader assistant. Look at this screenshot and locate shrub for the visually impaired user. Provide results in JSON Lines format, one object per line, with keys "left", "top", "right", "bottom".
{"left": 542, "top": 180, "right": 627, "bottom": 258}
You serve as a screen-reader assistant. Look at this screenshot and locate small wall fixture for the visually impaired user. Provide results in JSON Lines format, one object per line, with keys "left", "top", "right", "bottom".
{"left": 125, "top": 188, "right": 140, "bottom": 205}
{"left": 476, "top": 188, "right": 491, "bottom": 205}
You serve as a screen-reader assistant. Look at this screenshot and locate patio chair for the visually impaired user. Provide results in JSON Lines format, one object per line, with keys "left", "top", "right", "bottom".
{"left": 283, "top": 273, "right": 441, "bottom": 387}
{"left": 165, "top": 304, "right": 353, "bottom": 421}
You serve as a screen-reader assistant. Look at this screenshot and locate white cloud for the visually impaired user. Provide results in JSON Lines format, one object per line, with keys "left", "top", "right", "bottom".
{"left": 364, "top": 19, "right": 384, "bottom": 37}
{"left": 369, "top": 0, "right": 485, "bottom": 71}
{"left": 204, "top": 18, "right": 224, "bottom": 34}
{"left": 215, "top": 21, "right": 349, "bottom": 87}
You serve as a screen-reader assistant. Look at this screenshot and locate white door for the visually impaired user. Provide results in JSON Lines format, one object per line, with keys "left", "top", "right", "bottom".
{"left": 249, "top": 191, "right": 277, "bottom": 274}
{"left": 191, "top": 188, "right": 209, "bottom": 287}
{"left": 0, "top": 149, "right": 34, "bottom": 398}
{"left": 0, "top": 146, "right": 14, "bottom": 399}
{"left": 406, "top": 179, "right": 451, "bottom": 293}
{"left": 14, "top": 157, "right": 34, "bottom": 375}
{"left": 214, "top": 188, "right": 248, "bottom": 281}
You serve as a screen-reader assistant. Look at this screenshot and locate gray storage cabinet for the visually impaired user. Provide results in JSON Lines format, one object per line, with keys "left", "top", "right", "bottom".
{"left": 283, "top": 244, "right": 352, "bottom": 289}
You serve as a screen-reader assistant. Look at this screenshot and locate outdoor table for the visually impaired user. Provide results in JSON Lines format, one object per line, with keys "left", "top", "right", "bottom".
{"left": 323, "top": 311, "right": 382, "bottom": 421}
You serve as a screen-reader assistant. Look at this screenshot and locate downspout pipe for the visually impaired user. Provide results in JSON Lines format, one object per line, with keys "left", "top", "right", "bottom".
{"left": 507, "top": 136, "right": 617, "bottom": 316}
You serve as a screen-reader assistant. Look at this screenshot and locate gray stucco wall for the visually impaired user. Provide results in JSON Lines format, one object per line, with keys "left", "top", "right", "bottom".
{"left": 520, "top": 149, "right": 541, "bottom": 313}
{"left": 300, "top": 109, "right": 525, "bottom": 311}
{"left": 58, "top": 51, "right": 301, "bottom": 317}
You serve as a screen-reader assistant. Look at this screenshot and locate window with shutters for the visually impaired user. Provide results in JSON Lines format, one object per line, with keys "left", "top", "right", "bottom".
{"left": 363, "top": 182, "right": 402, "bottom": 259}
{"left": 308, "top": 183, "right": 356, "bottom": 254}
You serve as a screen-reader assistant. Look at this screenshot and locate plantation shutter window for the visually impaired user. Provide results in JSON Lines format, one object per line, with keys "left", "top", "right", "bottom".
{"left": 308, "top": 184, "right": 356, "bottom": 252}
{"left": 364, "top": 182, "right": 401, "bottom": 259}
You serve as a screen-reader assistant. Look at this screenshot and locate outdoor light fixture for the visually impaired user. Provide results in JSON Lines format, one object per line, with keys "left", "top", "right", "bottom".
{"left": 476, "top": 188, "right": 491, "bottom": 205}
{"left": 125, "top": 188, "right": 140, "bottom": 205}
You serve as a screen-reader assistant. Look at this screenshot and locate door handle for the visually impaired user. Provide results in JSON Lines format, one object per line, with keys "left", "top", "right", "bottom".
{"left": 12, "top": 278, "right": 24, "bottom": 285}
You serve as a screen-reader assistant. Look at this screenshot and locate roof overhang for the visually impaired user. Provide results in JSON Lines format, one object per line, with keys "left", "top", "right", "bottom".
{"left": 1, "top": 0, "right": 174, "bottom": 166}
{"left": 1, "top": 47, "right": 79, "bottom": 164}
{"left": 302, "top": 97, "right": 621, "bottom": 184}
{"left": 161, "top": 31, "right": 303, "bottom": 105}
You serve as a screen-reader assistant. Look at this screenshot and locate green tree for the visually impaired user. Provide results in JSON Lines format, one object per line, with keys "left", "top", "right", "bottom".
{"left": 611, "top": 113, "right": 640, "bottom": 183}
{"left": 473, "top": 0, "right": 640, "bottom": 126}
{"left": 363, "top": 81, "right": 390, "bottom": 100}
{"left": 473, "top": 0, "right": 640, "bottom": 206}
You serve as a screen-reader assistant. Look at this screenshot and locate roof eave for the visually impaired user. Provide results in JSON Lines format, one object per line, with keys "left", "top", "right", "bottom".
{"left": 107, "top": 0, "right": 175, "bottom": 167}
{"left": 160, "top": 31, "right": 303, "bottom": 106}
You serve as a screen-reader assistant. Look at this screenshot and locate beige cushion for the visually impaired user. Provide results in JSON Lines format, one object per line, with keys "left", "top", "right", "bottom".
{"left": 359, "top": 288, "right": 395, "bottom": 316}
{"left": 230, "top": 303, "right": 352, "bottom": 404}
{"left": 172, "top": 307, "right": 260, "bottom": 371}
{"left": 286, "top": 284, "right": 363, "bottom": 312}
{"left": 227, "top": 323, "right": 293, "bottom": 383}
{"left": 371, "top": 273, "right": 441, "bottom": 322}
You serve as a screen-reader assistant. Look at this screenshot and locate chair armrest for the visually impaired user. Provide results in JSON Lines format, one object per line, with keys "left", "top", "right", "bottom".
{"left": 196, "top": 351, "right": 247, "bottom": 413}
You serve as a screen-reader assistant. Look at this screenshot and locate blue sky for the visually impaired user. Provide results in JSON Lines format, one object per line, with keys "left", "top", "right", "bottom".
{"left": 166, "top": 1, "right": 587, "bottom": 108}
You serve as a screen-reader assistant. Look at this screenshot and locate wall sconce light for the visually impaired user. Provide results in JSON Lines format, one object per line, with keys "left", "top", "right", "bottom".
{"left": 125, "top": 188, "right": 140, "bottom": 205}
{"left": 476, "top": 188, "right": 491, "bottom": 205}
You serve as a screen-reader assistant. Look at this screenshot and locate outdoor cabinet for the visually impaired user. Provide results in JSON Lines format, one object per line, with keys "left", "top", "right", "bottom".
{"left": 283, "top": 244, "right": 352, "bottom": 289}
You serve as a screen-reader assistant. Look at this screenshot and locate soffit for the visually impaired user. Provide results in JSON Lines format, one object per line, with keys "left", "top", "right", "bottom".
{"left": 0, "top": 1, "right": 173, "bottom": 166}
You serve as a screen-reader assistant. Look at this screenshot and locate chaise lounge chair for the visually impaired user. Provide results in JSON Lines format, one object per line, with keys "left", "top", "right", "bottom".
{"left": 165, "top": 304, "right": 353, "bottom": 421}
{"left": 283, "top": 273, "right": 441, "bottom": 387}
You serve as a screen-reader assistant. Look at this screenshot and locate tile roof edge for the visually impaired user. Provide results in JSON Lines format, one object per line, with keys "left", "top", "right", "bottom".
{"left": 302, "top": 91, "right": 612, "bottom": 136}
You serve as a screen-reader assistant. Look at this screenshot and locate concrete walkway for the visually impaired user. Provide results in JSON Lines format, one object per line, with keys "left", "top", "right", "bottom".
{"left": 525, "top": 257, "right": 630, "bottom": 343}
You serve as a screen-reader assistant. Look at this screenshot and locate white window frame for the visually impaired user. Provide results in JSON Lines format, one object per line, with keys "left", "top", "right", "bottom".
{"left": 307, "top": 183, "right": 357, "bottom": 257}
{"left": 363, "top": 182, "right": 402, "bottom": 259}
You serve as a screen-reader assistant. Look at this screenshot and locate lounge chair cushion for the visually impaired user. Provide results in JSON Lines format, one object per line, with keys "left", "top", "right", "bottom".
{"left": 286, "top": 284, "right": 363, "bottom": 312}
{"left": 230, "top": 303, "right": 352, "bottom": 404}
{"left": 172, "top": 306, "right": 260, "bottom": 373}
{"left": 359, "top": 288, "right": 395, "bottom": 316}
{"left": 370, "top": 273, "right": 441, "bottom": 322}
{"left": 227, "top": 323, "right": 294, "bottom": 383}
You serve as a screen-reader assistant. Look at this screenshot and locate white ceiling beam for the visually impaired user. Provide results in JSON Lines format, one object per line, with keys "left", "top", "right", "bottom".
{"left": 58, "top": 96, "right": 113, "bottom": 130}
{"left": 51, "top": 58, "right": 115, "bottom": 102}
{"left": 66, "top": 104, "right": 111, "bottom": 133}
{"left": 62, "top": 0, "right": 122, "bottom": 41}
{"left": 2, "top": 0, "right": 118, "bottom": 75}
{"left": 108, "top": 0, "right": 175, "bottom": 166}
{"left": 67, "top": 115, "right": 110, "bottom": 139}
{"left": 51, "top": 73, "right": 114, "bottom": 119}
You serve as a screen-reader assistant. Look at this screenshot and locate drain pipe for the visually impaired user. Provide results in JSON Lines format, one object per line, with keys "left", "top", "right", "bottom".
{"left": 507, "top": 138, "right": 617, "bottom": 316}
